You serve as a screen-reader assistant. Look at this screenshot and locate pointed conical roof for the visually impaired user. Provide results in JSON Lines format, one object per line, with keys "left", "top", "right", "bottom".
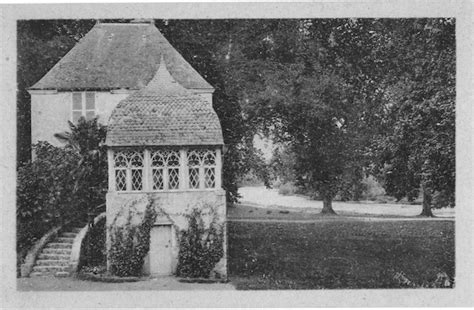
{"left": 30, "top": 23, "right": 213, "bottom": 91}
{"left": 141, "top": 56, "right": 190, "bottom": 95}
{"left": 106, "top": 61, "right": 223, "bottom": 147}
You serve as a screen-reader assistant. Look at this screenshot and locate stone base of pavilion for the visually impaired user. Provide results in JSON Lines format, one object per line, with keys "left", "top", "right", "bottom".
{"left": 105, "top": 189, "right": 227, "bottom": 279}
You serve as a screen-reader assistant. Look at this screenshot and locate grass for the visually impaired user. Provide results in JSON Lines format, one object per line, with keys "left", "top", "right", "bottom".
{"left": 228, "top": 204, "right": 321, "bottom": 221}
{"left": 227, "top": 220, "right": 454, "bottom": 289}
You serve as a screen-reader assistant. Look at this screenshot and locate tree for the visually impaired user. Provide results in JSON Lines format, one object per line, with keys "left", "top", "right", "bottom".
{"left": 305, "top": 18, "right": 455, "bottom": 215}
{"left": 366, "top": 19, "right": 455, "bottom": 216}
{"left": 54, "top": 117, "right": 108, "bottom": 220}
{"left": 278, "top": 67, "right": 357, "bottom": 214}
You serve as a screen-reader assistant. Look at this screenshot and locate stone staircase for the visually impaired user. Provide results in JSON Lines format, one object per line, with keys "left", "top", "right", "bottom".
{"left": 29, "top": 226, "right": 84, "bottom": 277}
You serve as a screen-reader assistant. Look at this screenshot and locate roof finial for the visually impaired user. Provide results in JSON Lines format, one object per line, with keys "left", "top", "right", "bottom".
{"left": 142, "top": 55, "right": 189, "bottom": 95}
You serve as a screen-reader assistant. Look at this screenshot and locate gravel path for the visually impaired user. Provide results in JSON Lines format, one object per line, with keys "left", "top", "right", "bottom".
{"left": 238, "top": 186, "right": 455, "bottom": 218}
{"left": 17, "top": 276, "right": 235, "bottom": 291}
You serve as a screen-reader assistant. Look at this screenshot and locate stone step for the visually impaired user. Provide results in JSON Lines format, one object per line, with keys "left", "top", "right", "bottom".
{"left": 32, "top": 265, "right": 69, "bottom": 273}
{"left": 36, "top": 259, "right": 70, "bottom": 266}
{"left": 60, "top": 232, "right": 77, "bottom": 238}
{"left": 29, "top": 272, "right": 51, "bottom": 277}
{"left": 55, "top": 271, "right": 70, "bottom": 277}
{"left": 38, "top": 253, "right": 71, "bottom": 260}
{"left": 42, "top": 248, "right": 72, "bottom": 255}
{"left": 70, "top": 227, "right": 83, "bottom": 233}
{"left": 46, "top": 243, "right": 73, "bottom": 249}
{"left": 56, "top": 237, "right": 75, "bottom": 243}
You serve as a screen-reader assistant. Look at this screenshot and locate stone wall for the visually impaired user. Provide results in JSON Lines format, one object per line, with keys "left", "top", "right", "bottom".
{"left": 106, "top": 189, "right": 227, "bottom": 278}
{"left": 30, "top": 91, "right": 71, "bottom": 147}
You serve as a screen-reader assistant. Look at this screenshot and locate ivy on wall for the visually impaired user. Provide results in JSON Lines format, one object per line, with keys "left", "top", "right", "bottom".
{"left": 108, "top": 198, "right": 157, "bottom": 277}
{"left": 176, "top": 206, "right": 224, "bottom": 278}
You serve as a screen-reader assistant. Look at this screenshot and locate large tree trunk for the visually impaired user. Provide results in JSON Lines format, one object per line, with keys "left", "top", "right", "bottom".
{"left": 321, "top": 197, "right": 337, "bottom": 215}
{"left": 420, "top": 185, "right": 434, "bottom": 217}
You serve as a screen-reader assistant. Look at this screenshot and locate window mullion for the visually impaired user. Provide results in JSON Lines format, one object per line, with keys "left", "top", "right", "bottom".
{"left": 108, "top": 149, "right": 115, "bottom": 191}
{"left": 144, "top": 149, "right": 150, "bottom": 191}
{"left": 180, "top": 149, "right": 187, "bottom": 190}
{"left": 216, "top": 148, "right": 222, "bottom": 189}
{"left": 126, "top": 163, "right": 132, "bottom": 191}
{"left": 199, "top": 165, "right": 205, "bottom": 190}
{"left": 164, "top": 165, "right": 169, "bottom": 190}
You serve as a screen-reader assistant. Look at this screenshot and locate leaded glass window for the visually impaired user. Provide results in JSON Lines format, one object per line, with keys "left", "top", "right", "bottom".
{"left": 113, "top": 151, "right": 144, "bottom": 191}
{"left": 187, "top": 149, "right": 217, "bottom": 189}
{"left": 187, "top": 151, "right": 201, "bottom": 189}
{"left": 111, "top": 148, "right": 218, "bottom": 192}
{"left": 150, "top": 150, "right": 181, "bottom": 190}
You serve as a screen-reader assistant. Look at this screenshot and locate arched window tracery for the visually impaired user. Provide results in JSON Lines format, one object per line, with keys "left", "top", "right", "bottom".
{"left": 111, "top": 148, "right": 218, "bottom": 192}
{"left": 113, "top": 151, "right": 144, "bottom": 191}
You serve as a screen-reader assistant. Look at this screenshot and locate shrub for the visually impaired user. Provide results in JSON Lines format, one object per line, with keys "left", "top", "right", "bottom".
{"left": 17, "top": 142, "right": 80, "bottom": 259}
{"left": 79, "top": 217, "right": 106, "bottom": 270}
{"left": 17, "top": 119, "right": 107, "bottom": 273}
{"left": 360, "top": 175, "right": 386, "bottom": 201}
{"left": 278, "top": 182, "right": 298, "bottom": 196}
{"left": 176, "top": 207, "right": 224, "bottom": 278}
{"left": 108, "top": 198, "right": 157, "bottom": 277}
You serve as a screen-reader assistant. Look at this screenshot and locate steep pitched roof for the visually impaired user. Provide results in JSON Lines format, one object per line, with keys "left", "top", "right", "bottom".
{"left": 30, "top": 23, "right": 213, "bottom": 91}
{"left": 106, "top": 61, "right": 223, "bottom": 147}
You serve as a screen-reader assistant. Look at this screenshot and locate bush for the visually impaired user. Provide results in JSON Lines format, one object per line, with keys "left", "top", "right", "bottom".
{"left": 17, "top": 119, "right": 107, "bottom": 273}
{"left": 79, "top": 217, "right": 106, "bottom": 270}
{"left": 278, "top": 182, "right": 298, "bottom": 196}
{"left": 176, "top": 207, "right": 224, "bottom": 278}
{"left": 360, "top": 175, "right": 386, "bottom": 201}
{"left": 108, "top": 198, "right": 157, "bottom": 277}
{"left": 17, "top": 142, "right": 80, "bottom": 260}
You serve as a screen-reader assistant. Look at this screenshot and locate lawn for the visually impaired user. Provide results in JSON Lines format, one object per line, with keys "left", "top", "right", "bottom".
{"left": 227, "top": 220, "right": 454, "bottom": 289}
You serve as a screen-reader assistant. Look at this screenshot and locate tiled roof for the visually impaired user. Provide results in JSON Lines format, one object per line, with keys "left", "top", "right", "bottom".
{"left": 30, "top": 23, "right": 213, "bottom": 91}
{"left": 106, "top": 61, "right": 223, "bottom": 147}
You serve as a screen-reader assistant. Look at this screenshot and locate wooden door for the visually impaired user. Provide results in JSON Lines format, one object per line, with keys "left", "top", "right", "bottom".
{"left": 149, "top": 225, "right": 172, "bottom": 275}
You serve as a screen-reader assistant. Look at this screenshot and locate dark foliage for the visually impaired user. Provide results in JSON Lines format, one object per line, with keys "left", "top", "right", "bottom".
{"left": 108, "top": 200, "right": 157, "bottom": 277}
{"left": 17, "top": 142, "right": 80, "bottom": 258}
{"left": 17, "top": 118, "right": 107, "bottom": 268}
{"left": 55, "top": 117, "right": 108, "bottom": 214}
{"left": 79, "top": 217, "right": 107, "bottom": 269}
{"left": 176, "top": 208, "right": 224, "bottom": 278}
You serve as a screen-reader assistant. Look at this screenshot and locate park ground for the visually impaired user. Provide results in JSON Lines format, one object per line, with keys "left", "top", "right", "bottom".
{"left": 17, "top": 186, "right": 454, "bottom": 291}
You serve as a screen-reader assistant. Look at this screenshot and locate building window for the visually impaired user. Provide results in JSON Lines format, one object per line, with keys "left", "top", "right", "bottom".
{"left": 72, "top": 92, "right": 95, "bottom": 123}
{"left": 151, "top": 150, "right": 180, "bottom": 190}
{"left": 114, "top": 151, "right": 144, "bottom": 191}
{"left": 187, "top": 149, "right": 216, "bottom": 189}
{"left": 111, "top": 148, "right": 219, "bottom": 192}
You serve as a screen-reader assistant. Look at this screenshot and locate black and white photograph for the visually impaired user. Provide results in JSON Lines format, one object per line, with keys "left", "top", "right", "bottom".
{"left": 1, "top": 1, "right": 473, "bottom": 308}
